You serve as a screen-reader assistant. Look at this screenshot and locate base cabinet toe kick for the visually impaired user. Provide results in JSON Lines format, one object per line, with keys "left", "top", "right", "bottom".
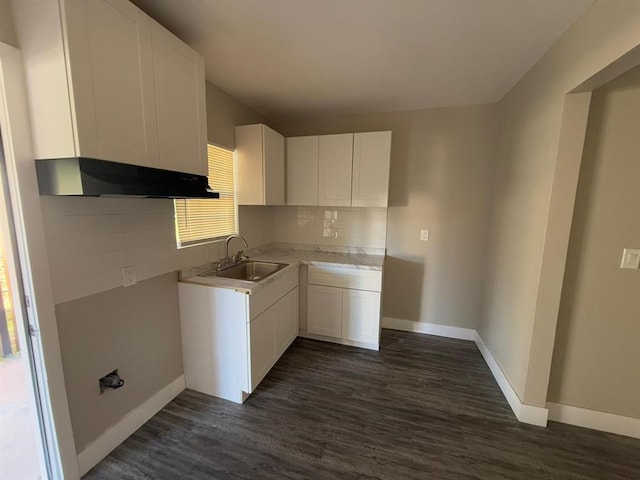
{"left": 178, "top": 261, "right": 383, "bottom": 403}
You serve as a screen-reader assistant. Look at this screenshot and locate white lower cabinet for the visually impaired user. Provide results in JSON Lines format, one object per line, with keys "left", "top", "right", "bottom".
{"left": 178, "top": 266, "right": 298, "bottom": 403}
{"left": 249, "top": 286, "right": 298, "bottom": 390}
{"left": 307, "top": 285, "right": 343, "bottom": 338}
{"left": 342, "top": 289, "right": 381, "bottom": 344}
{"left": 305, "top": 265, "right": 382, "bottom": 350}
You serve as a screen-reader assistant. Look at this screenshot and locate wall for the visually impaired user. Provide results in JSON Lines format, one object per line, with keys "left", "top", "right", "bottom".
{"left": 277, "top": 105, "right": 496, "bottom": 329}
{"left": 44, "top": 81, "right": 270, "bottom": 305}
{"left": 56, "top": 273, "right": 182, "bottom": 451}
{"left": 0, "top": 0, "right": 17, "bottom": 47}
{"left": 479, "top": 0, "right": 640, "bottom": 405}
{"left": 547, "top": 66, "right": 640, "bottom": 418}
{"left": 44, "top": 80, "right": 270, "bottom": 452}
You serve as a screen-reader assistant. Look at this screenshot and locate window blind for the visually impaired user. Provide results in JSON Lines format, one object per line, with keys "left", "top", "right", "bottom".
{"left": 174, "top": 145, "right": 237, "bottom": 247}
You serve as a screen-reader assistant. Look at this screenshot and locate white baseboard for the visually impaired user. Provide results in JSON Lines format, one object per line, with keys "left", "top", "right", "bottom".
{"left": 77, "top": 375, "right": 186, "bottom": 476}
{"left": 547, "top": 402, "right": 640, "bottom": 439}
{"left": 474, "top": 333, "right": 548, "bottom": 426}
{"left": 382, "top": 317, "right": 476, "bottom": 341}
{"left": 382, "top": 317, "right": 548, "bottom": 426}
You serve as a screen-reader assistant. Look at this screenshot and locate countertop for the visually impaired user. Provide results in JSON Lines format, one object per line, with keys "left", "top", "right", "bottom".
{"left": 179, "top": 243, "right": 385, "bottom": 294}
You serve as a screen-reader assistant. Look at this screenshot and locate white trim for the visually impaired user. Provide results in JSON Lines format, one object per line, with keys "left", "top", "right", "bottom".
{"left": 547, "top": 403, "right": 640, "bottom": 439}
{"left": 381, "top": 318, "right": 549, "bottom": 426}
{"left": 474, "top": 333, "right": 548, "bottom": 426}
{"left": 77, "top": 375, "right": 186, "bottom": 476}
{"left": 1, "top": 42, "right": 80, "bottom": 479}
{"left": 382, "top": 317, "right": 476, "bottom": 341}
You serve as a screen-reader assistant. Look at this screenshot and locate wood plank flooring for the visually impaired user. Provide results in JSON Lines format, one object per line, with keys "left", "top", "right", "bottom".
{"left": 85, "top": 330, "right": 640, "bottom": 479}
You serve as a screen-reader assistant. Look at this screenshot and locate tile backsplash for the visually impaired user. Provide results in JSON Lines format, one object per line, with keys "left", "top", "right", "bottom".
{"left": 273, "top": 206, "right": 388, "bottom": 249}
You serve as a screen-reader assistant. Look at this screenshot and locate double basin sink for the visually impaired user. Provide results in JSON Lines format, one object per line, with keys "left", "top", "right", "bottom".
{"left": 201, "top": 260, "right": 288, "bottom": 283}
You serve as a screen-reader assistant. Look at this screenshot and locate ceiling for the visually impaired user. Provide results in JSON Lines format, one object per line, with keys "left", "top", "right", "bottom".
{"left": 132, "top": 0, "right": 594, "bottom": 120}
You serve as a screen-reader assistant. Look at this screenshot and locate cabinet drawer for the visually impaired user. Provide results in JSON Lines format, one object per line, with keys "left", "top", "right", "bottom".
{"left": 249, "top": 265, "right": 298, "bottom": 319}
{"left": 308, "top": 265, "right": 381, "bottom": 292}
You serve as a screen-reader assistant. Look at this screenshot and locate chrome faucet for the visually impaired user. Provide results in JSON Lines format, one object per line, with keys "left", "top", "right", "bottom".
{"left": 224, "top": 234, "right": 248, "bottom": 266}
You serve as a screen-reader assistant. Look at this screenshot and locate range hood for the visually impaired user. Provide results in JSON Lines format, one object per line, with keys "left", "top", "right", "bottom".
{"left": 35, "top": 157, "right": 219, "bottom": 199}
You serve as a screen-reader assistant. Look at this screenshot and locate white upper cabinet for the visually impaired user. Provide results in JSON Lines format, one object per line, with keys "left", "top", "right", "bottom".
{"left": 235, "top": 124, "right": 285, "bottom": 205}
{"left": 318, "top": 134, "right": 354, "bottom": 206}
{"left": 286, "top": 136, "right": 319, "bottom": 206}
{"left": 151, "top": 22, "right": 207, "bottom": 175}
{"left": 13, "top": 0, "right": 207, "bottom": 175}
{"left": 352, "top": 131, "right": 392, "bottom": 207}
{"left": 284, "top": 131, "right": 391, "bottom": 207}
{"left": 65, "top": 0, "right": 159, "bottom": 167}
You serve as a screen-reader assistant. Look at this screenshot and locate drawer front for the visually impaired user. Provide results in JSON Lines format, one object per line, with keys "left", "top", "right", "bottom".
{"left": 308, "top": 265, "right": 381, "bottom": 292}
{"left": 249, "top": 265, "right": 298, "bottom": 319}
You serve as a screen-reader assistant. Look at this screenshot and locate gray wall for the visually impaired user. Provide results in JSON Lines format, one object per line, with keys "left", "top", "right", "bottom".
{"left": 277, "top": 104, "right": 497, "bottom": 329}
{"left": 48, "top": 80, "right": 270, "bottom": 451}
{"left": 0, "top": 0, "right": 17, "bottom": 47}
{"left": 478, "top": 0, "right": 640, "bottom": 404}
{"left": 56, "top": 273, "right": 182, "bottom": 451}
{"left": 548, "top": 65, "right": 640, "bottom": 418}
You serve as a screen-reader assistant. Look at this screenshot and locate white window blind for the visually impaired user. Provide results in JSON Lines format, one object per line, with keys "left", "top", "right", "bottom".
{"left": 174, "top": 144, "right": 237, "bottom": 247}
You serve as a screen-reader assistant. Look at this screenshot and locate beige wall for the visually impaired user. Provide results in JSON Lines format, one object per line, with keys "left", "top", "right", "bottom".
{"left": 277, "top": 105, "right": 496, "bottom": 329}
{"left": 206, "top": 81, "right": 268, "bottom": 150}
{"left": 548, "top": 66, "right": 640, "bottom": 418}
{"left": 45, "top": 80, "right": 270, "bottom": 451}
{"left": 479, "top": 0, "right": 640, "bottom": 404}
{"left": 0, "top": 0, "right": 17, "bottom": 47}
{"left": 42, "top": 81, "right": 270, "bottom": 305}
{"left": 56, "top": 273, "right": 182, "bottom": 451}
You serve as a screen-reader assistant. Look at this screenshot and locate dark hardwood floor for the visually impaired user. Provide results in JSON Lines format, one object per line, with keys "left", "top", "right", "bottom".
{"left": 85, "top": 330, "right": 640, "bottom": 479}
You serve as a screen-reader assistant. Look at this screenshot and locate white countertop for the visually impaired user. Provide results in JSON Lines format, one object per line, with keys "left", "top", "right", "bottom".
{"left": 179, "top": 243, "right": 385, "bottom": 294}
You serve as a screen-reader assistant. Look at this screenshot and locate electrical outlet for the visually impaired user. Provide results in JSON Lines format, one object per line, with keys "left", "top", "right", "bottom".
{"left": 620, "top": 248, "right": 640, "bottom": 270}
{"left": 122, "top": 265, "right": 137, "bottom": 287}
{"left": 420, "top": 229, "right": 430, "bottom": 242}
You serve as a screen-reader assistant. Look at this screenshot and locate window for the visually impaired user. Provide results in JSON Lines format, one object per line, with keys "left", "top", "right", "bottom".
{"left": 174, "top": 144, "right": 237, "bottom": 247}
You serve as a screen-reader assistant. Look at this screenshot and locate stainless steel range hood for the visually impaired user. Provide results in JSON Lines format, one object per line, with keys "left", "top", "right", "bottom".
{"left": 35, "top": 157, "right": 219, "bottom": 199}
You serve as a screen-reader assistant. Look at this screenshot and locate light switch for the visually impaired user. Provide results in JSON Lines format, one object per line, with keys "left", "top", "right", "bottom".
{"left": 420, "top": 229, "right": 430, "bottom": 242}
{"left": 620, "top": 249, "right": 640, "bottom": 270}
{"left": 122, "top": 265, "right": 137, "bottom": 287}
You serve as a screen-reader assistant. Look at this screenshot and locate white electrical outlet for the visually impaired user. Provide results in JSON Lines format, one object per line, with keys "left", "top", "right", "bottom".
{"left": 420, "top": 229, "right": 430, "bottom": 242}
{"left": 620, "top": 248, "right": 640, "bottom": 270}
{"left": 122, "top": 265, "right": 137, "bottom": 287}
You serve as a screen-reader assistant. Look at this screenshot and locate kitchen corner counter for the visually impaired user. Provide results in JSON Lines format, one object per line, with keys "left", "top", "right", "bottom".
{"left": 247, "top": 244, "right": 385, "bottom": 270}
{"left": 179, "top": 243, "right": 385, "bottom": 294}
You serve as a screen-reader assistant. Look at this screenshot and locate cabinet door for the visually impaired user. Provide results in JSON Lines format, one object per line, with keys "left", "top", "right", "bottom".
{"left": 307, "top": 285, "right": 342, "bottom": 338}
{"left": 64, "top": 0, "right": 159, "bottom": 166}
{"left": 263, "top": 125, "right": 285, "bottom": 205}
{"left": 352, "top": 131, "right": 392, "bottom": 207}
{"left": 274, "top": 288, "right": 299, "bottom": 356}
{"left": 318, "top": 134, "right": 353, "bottom": 206}
{"left": 152, "top": 21, "right": 207, "bottom": 175}
{"left": 286, "top": 136, "right": 319, "bottom": 205}
{"left": 341, "top": 290, "right": 381, "bottom": 345}
{"left": 248, "top": 302, "right": 277, "bottom": 392}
